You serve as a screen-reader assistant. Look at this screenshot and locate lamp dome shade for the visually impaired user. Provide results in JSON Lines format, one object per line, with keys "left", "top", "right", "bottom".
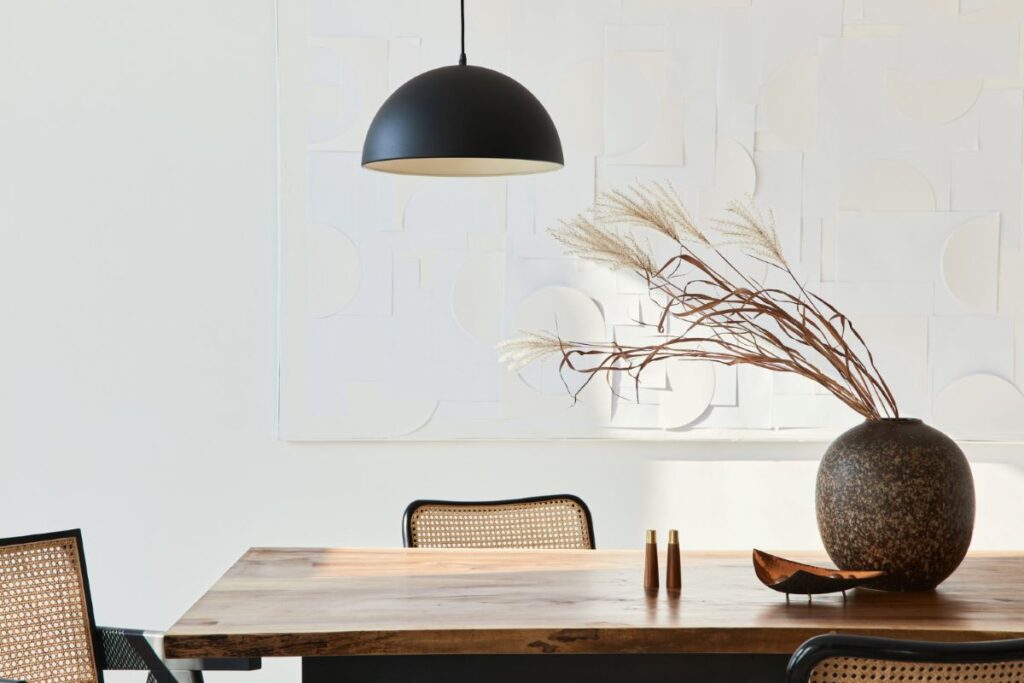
{"left": 361, "top": 65, "right": 564, "bottom": 176}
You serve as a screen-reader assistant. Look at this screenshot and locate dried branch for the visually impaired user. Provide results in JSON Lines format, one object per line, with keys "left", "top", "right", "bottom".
{"left": 502, "top": 181, "right": 899, "bottom": 421}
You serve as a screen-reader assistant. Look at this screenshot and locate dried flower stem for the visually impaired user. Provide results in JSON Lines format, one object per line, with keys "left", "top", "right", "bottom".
{"left": 503, "top": 183, "right": 899, "bottom": 421}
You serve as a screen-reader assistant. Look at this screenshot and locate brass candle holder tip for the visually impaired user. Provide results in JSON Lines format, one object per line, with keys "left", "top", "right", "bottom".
{"left": 646, "top": 529, "right": 657, "bottom": 543}
{"left": 668, "top": 529, "right": 679, "bottom": 544}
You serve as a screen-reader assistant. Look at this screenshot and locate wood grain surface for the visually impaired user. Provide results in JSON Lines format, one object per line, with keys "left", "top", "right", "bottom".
{"left": 163, "top": 548, "right": 1024, "bottom": 658}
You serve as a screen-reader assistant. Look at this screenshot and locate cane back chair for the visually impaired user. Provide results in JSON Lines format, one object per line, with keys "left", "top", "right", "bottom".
{"left": 403, "top": 494, "right": 596, "bottom": 549}
{"left": 787, "top": 634, "right": 1024, "bottom": 683}
{"left": 0, "top": 529, "right": 260, "bottom": 683}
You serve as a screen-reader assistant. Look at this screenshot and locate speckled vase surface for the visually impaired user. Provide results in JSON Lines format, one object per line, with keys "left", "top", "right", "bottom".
{"left": 816, "top": 418, "right": 975, "bottom": 592}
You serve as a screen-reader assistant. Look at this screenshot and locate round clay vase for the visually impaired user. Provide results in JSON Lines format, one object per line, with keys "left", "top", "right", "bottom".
{"left": 815, "top": 418, "right": 975, "bottom": 592}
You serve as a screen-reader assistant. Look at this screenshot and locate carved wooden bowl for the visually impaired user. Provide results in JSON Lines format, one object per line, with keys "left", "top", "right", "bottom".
{"left": 753, "top": 549, "right": 886, "bottom": 598}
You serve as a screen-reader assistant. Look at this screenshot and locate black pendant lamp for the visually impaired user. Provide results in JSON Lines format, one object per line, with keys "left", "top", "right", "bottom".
{"left": 361, "top": 0, "right": 563, "bottom": 176}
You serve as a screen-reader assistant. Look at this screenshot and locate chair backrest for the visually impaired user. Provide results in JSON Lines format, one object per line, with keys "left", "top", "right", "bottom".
{"left": 787, "top": 635, "right": 1024, "bottom": 683}
{"left": 403, "top": 494, "right": 596, "bottom": 549}
{"left": 0, "top": 530, "right": 102, "bottom": 683}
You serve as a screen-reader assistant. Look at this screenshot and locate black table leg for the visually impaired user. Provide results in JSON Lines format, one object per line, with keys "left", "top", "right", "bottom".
{"left": 302, "top": 653, "right": 789, "bottom": 683}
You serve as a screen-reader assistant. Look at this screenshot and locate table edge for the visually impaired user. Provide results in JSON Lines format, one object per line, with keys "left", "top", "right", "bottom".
{"left": 163, "top": 625, "right": 1024, "bottom": 659}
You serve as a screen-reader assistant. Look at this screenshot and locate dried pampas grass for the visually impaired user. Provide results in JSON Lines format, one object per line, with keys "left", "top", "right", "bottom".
{"left": 500, "top": 182, "right": 899, "bottom": 421}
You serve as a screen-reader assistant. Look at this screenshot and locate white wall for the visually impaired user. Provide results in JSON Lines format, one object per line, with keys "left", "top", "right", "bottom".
{"left": 0, "top": 2, "right": 1021, "bottom": 683}
{"left": 281, "top": 0, "right": 1024, "bottom": 442}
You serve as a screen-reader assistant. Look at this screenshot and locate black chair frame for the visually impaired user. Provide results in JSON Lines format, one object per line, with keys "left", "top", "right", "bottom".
{"left": 787, "top": 634, "right": 1024, "bottom": 683}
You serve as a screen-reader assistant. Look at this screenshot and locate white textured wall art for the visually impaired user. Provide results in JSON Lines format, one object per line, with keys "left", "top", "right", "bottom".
{"left": 278, "top": 0, "right": 1024, "bottom": 441}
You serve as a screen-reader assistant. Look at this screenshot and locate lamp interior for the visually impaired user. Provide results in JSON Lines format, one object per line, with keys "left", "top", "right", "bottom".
{"left": 362, "top": 157, "right": 563, "bottom": 177}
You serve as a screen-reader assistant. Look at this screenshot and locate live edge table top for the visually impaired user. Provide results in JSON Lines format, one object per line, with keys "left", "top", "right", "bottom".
{"left": 163, "top": 548, "right": 1024, "bottom": 659}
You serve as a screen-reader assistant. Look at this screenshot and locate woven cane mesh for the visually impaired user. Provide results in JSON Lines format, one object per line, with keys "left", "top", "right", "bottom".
{"left": 408, "top": 498, "right": 593, "bottom": 549}
{"left": 810, "top": 657, "right": 1024, "bottom": 683}
{"left": 0, "top": 537, "right": 99, "bottom": 683}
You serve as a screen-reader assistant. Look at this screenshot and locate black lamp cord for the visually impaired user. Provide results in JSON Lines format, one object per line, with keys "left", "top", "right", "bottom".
{"left": 458, "top": 0, "right": 467, "bottom": 65}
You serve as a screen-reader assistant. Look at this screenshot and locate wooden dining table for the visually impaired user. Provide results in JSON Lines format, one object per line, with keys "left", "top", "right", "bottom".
{"left": 164, "top": 548, "right": 1024, "bottom": 683}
